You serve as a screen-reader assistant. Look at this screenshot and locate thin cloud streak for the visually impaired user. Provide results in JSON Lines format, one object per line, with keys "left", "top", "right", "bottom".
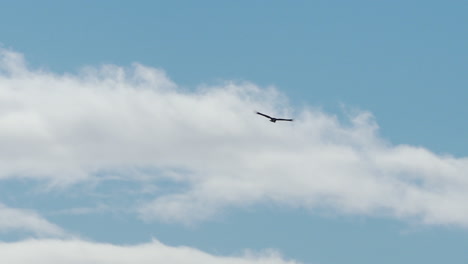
{"left": 1, "top": 48, "right": 468, "bottom": 227}
{"left": 0, "top": 204, "right": 67, "bottom": 237}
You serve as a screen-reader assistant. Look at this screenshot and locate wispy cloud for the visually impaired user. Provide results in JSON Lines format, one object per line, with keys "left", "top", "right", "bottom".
{"left": 0, "top": 239, "right": 299, "bottom": 264}
{"left": 1, "top": 48, "right": 468, "bottom": 227}
{"left": 0, "top": 204, "right": 67, "bottom": 237}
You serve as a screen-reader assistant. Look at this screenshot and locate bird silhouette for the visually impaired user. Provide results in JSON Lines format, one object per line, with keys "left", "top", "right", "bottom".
{"left": 256, "top": 112, "right": 293, "bottom": 123}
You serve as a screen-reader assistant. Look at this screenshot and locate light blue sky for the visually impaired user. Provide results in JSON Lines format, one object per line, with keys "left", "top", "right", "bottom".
{"left": 0, "top": 1, "right": 467, "bottom": 263}
{"left": 3, "top": 1, "right": 467, "bottom": 155}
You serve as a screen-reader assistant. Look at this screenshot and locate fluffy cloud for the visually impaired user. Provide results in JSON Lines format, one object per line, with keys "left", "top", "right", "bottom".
{"left": 1, "top": 48, "right": 468, "bottom": 227}
{"left": 0, "top": 204, "right": 67, "bottom": 237}
{"left": 0, "top": 239, "right": 299, "bottom": 264}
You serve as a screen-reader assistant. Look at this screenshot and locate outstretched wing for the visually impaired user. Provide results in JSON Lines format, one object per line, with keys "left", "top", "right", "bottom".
{"left": 276, "top": 118, "right": 294, "bottom": 122}
{"left": 256, "top": 112, "right": 273, "bottom": 119}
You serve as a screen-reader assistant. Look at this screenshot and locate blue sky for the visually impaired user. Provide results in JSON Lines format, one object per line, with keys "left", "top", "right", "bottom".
{"left": 0, "top": 1, "right": 467, "bottom": 263}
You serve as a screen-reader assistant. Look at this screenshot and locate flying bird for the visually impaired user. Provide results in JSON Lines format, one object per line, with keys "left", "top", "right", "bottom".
{"left": 256, "top": 112, "right": 293, "bottom": 123}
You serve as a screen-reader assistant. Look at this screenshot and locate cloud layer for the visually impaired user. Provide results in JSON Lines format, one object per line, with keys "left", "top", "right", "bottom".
{"left": 0, "top": 239, "right": 299, "bottom": 264}
{"left": 1, "top": 48, "right": 468, "bottom": 227}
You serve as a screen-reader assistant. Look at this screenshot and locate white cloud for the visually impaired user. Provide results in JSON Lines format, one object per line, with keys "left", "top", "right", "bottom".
{"left": 0, "top": 204, "right": 67, "bottom": 237}
{"left": 1, "top": 48, "right": 468, "bottom": 227}
{"left": 0, "top": 239, "right": 299, "bottom": 264}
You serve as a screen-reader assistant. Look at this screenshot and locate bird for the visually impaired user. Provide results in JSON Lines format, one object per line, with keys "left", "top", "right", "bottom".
{"left": 256, "top": 111, "right": 293, "bottom": 123}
